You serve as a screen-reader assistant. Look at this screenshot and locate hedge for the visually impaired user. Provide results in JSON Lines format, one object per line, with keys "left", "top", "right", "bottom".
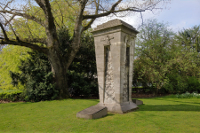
{"left": 0, "top": 90, "right": 24, "bottom": 101}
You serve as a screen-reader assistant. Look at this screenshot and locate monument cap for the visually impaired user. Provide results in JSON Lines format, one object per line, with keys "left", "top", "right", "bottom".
{"left": 92, "top": 19, "right": 139, "bottom": 34}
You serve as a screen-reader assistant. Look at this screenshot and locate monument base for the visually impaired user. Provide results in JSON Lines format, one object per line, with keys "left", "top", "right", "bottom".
{"left": 76, "top": 105, "right": 107, "bottom": 119}
{"left": 132, "top": 99, "right": 143, "bottom": 106}
{"left": 97, "top": 101, "right": 138, "bottom": 114}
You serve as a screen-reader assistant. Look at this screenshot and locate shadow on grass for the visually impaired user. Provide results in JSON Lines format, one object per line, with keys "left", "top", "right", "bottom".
{"left": 164, "top": 99, "right": 200, "bottom": 105}
{"left": 69, "top": 98, "right": 99, "bottom": 102}
{"left": 101, "top": 113, "right": 114, "bottom": 119}
{"left": 138, "top": 104, "right": 200, "bottom": 111}
{"left": 18, "top": 98, "right": 99, "bottom": 104}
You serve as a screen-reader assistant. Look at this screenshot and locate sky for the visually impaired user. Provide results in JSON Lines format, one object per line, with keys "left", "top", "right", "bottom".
{"left": 91, "top": 0, "right": 200, "bottom": 32}
{"left": 8, "top": 0, "right": 200, "bottom": 32}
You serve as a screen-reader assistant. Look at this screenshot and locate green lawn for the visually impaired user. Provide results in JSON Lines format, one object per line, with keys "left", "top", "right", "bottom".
{"left": 0, "top": 96, "right": 200, "bottom": 133}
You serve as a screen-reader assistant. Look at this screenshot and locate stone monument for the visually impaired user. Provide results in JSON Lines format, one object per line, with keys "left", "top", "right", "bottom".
{"left": 77, "top": 19, "right": 139, "bottom": 119}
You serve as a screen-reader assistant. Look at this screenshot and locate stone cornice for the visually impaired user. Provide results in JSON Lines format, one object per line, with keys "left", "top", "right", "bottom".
{"left": 92, "top": 19, "right": 139, "bottom": 34}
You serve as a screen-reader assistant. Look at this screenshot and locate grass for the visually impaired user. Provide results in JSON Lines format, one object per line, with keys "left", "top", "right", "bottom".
{"left": 0, "top": 96, "right": 200, "bottom": 133}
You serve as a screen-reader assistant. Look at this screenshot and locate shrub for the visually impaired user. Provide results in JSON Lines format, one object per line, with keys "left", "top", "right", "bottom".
{"left": 68, "top": 71, "right": 98, "bottom": 97}
{"left": 187, "top": 76, "right": 200, "bottom": 93}
{"left": 163, "top": 74, "right": 200, "bottom": 94}
{"left": 10, "top": 52, "right": 59, "bottom": 102}
{"left": 67, "top": 32, "right": 98, "bottom": 97}
{"left": 0, "top": 90, "right": 24, "bottom": 101}
{"left": 176, "top": 92, "right": 200, "bottom": 98}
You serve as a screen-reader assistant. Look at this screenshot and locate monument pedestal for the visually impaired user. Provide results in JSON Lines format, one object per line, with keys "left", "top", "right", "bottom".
{"left": 97, "top": 101, "right": 138, "bottom": 114}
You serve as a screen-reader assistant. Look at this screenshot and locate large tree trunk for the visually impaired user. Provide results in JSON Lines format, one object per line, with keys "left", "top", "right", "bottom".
{"left": 48, "top": 48, "right": 69, "bottom": 99}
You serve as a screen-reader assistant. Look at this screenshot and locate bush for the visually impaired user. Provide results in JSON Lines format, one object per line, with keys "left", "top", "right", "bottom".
{"left": 163, "top": 73, "right": 200, "bottom": 94}
{"left": 68, "top": 72, "right": 98, "bottom": 97}
{"left": 176, "top": 92, "right": 200, "bottom": 98}
{"left": 67, "top": 32, "right": 98, "bottom": 97}
{"left": 10, "top": 52, "right": 59, "bottom": 102}
{"left": 0, "top": 90, "right": 24, "bottom": 101}
{"left": 187, "top": 76, "right": 200, "bottom": 93}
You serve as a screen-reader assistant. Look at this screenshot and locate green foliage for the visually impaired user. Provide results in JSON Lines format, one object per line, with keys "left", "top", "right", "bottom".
{"left": 187, "top": 76, "right": 200, "bottom": 92}
{"left": 0, "top": 90, "right": 24, "bottom": 101}
{"left": 176, "top": 92, "right": 200, "bottom": 98}
{"left": 68, "top": 72, "right": 97, "bottom": 97}
{"left": 163, "top": 75, "right": 200, "bottom": 94}
{"left": 10, "top": 51, "right": 59, "bottom": 102}
{"left": 176, "top": 25, "right": 200, "bottom": 52}
{"left": 56, "top": 27, "right": 97, "bottom": 97}
{"left": 163, "top": 26, "right": 200, "bottom": 93}
{"left": 134, "top": 19, "right": 174, "bottom": 93}
{"left": 0, "top": 46, "right": 30, "bottom": 90}
{"left": 10, "top": 0, "right": 77, "bottom": 40}
{"left": 134, "top": 19, "right": 200, "bottom": 94}
{"left": 10, "top": 29, "right": 97, "bottom": 100}
{"left": 63, "top": 30, "right": 98, "bottom": 97}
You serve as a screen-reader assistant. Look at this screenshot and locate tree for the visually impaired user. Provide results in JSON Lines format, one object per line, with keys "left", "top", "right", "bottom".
{"left": 0, "top": 0, "right": 170, "bottom": 98}
{"left": 166, "top": 25, "right": 200, "bottom": 93}
{"left": 10, "top": 29, "right": 97, "bottom": 101}
{"left": 134, "top": 19, "right": 174, "bottom": 94}
{"left": 175, "top": 25, "right": 200, "bottom": 52}
{"left": 134, "top": 20, "right": 200, "bottom": 94}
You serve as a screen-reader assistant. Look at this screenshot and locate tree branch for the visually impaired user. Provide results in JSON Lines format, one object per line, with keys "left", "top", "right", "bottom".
{"left": 35, "top": 0, "right": 59, "bottom": 48}
{"left": 0, "top": 22, "right": 8, "bottom": 40}
{"left": 0, "top": 10, "right": 45, "bottom": 27}
{"left": 5, "top": 14, "right": 16, "bottom": 26}
{"left": 34, "top": 0, "right": 45, "bottom": 11}
{"left": 83, "top": 7, "right": 146, "bottom": 19}
{"left": 0, "top": 38, "right": 48, "bottom": 54}
{"left": 83, "top": 19, "right": 95, "bottom": 31}
{"left": 83, "top": 0, "right": 123, "bottom": 19}
{"left": 35, "top": 0, "right": 55, "bottom": 29}
{"left": 22, "top": 38, "right": 47, "bottom": 45}
{"left": 1, "top": 0, "right": 14, "bottom": 10}
{"left": 82, "top": 0, "right": 99, "bottom": 31}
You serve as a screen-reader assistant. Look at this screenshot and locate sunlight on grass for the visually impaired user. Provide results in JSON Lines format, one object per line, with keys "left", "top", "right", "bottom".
{"left": 0, "top": 97, "right": 200, "bottom": 132}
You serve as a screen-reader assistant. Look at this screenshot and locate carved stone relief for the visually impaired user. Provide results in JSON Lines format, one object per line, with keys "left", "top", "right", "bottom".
{"left": 123, "top": 36, "right": 130, "bottom": 102}
{"left": 104, "top": 46, "right": 115, "bottom": 104}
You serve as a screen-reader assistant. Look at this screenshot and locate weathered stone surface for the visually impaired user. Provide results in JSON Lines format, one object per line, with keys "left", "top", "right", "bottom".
{"left": 77, "top": 19, "right": 139, "bottom": 116}
{"left": 132, "top": 99, "right": 143, "bottom": 106}
{"left": 92, "top": 19, "right": 139, "bottom": 113}
{"left": 98, "top": 102, "right": 138, "bottom": 114}
{"left": 92, "top": 19, "right": 139, "bottom": 34}
{"left": 76, "top": 105, "right": 107, "bottom": 119}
